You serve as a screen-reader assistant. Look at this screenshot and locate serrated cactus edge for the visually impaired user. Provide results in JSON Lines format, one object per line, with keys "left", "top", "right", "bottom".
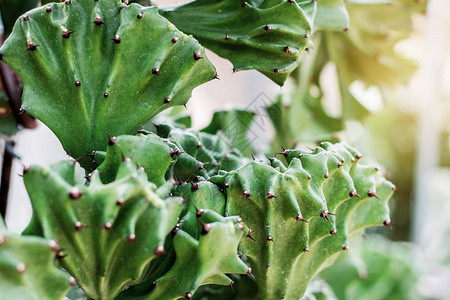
{"left": 210, "top": 141, "right": 395, "bottom": 299}
{"left": 0, "top": 0, "right": 216, "bottom": 170}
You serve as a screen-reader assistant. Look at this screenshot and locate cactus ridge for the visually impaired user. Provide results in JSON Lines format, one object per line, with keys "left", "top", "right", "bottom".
{"left": 0, "top": 219, "right": 71, "bottom": 300}
{"left": 0, "top": 0, "right": 216, "bottom": 169}
{"left": 210, "top": 141, "right": 395, "bottom": 299}
{"left": 156, "top": 122, "right": 249, "bottom": 182}
{"left": 162, "top": 0, "right": 317, "bottom": 86}
{"left": 23, "top": 160, "right": 183, "bottom": 299}
{"left": 121, "top": 211, "right": 249, "bottom": 300}
{"left": 95, "top": 133, "right": 173, "bottom": 187}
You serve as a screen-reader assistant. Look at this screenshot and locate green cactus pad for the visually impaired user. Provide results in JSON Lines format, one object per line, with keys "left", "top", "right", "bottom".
{"left": 119, "top": 210, "right": 250, "bottom": 300}
{"left": 0, "top": 218, "right": 72, "bottom": 300}
{"left": 23, "top": 160, "right": 183, "bottom": 299}
{"left": 95, "top": 133, "right": 172, "bottom": 187}
{"left": 1, "top": 0, "right": 216, "bottom": 169}
{"left": 162, "top": 0, "right": 317, "bottom": 86}
{"left": 210, "top": 142, "right": 395, "bottom": 299}
{"left": 156, "top": 121, "right": 249, "bottom": 181}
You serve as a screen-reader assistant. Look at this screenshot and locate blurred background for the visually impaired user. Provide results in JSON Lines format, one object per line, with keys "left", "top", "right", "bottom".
{"left": 0, "top": 0, "right": 449, "bottom": 299}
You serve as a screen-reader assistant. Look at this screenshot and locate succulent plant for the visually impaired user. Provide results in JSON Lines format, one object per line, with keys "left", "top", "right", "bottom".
{"left": 302, "top": 280, "right": 338, "bottom": 300}
{"left": 319, "top": 236, "right": 422, "bottom": 300}
{"left": 23, "top": 159, "right": 183, "bottom": 299}
{"left": 0, "top": 217, "right": 72, "bottom": 299}
{"left": 156, "top": 121, "right": 249, "bottom": 182}
{"left": 162, "top": 0, "right": 317, "bottom": 86}
{"left": 94, "top": 133, "right": 172, "bottom": 187}
{"left": 0, "top": 1, "right": 409, "bottom": 299}
{"left": 120, "top": 210, "right": 250, "bottom": 300}
{"left": 210, "top": 142, "right": 395, "bottom": 299}
{"left": 0, "top": 0, "right": 216, "bottom": 169}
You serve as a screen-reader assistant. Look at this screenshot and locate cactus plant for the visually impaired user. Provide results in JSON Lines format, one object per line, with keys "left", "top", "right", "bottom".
{"left": 210, "top": 142, "right": 394, "bottom": 299}
{"left": 23, "top": 159, "right": 184, "bottom": 299}
{"left": 162, "top": 0, "right": 317, "bottom": 86}
{"left": 319, "top": 236, "right": 422, "bottom": 300}
{"left": 0, "top": 0, "right": 413, "bottom": 299}
{"left": 120, "top": 210, "right": 250, "bottom": 300}
{"left": 0, "top": 217, "right": 72, "bottom": 299}
{"left": 94, "top": 133, "right": 173, "bottom": 187}
{"left": 156, "top": 121, "right": 249, "bottom": 181}
{"left": 0, "top": 0, "right": 216, "bottom": 169}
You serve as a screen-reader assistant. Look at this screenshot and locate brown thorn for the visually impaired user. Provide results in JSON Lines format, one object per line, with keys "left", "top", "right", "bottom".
{"left": 93, "top": 17, "right": 104, "bottom": 26}
{"left": 230, "top": 280, "right": 235, "bottom": 293}
{"left": 247, "top": 229, "right": 256, "bottom": 241}
{"left": 68, "top": 187, "right": 82, "bottom": 200}
{"left": 154, "top": 245, "right": 165, "bottom": 256}
{"left": 152, "top": 68, "right": 160, "bottom": 76}
{"left": 193, "top": 51, "right": 202, "bottom": 60}
{"left": 111, "top": 35, "right": 121, "bottom": 44}
{"left": 296, "top": 214, "right": 309, "bottom": 224}
{"left": 266, "top": 235, "right": 276, "bottom": 245}
{"left": 247, "top": 267, "right": 254, "bottom": 279}
{"left": 127, "top": 233, "right": 136, "bottom": 242}
{"left": 201, "top": 222, "right": 212, "bottom": 235}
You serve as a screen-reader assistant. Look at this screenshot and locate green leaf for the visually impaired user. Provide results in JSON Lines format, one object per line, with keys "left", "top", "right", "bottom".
{"left": 162, "top": 0, "right": 317, "bottom": 86}
{"left": 1, "top": 0, "right": 216, "bottom": 169}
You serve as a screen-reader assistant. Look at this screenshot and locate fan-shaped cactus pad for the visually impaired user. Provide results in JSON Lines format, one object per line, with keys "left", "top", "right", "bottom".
{"left": 120, "top": 211, "right": 250, "bottom": 300}
{"left": 211, "top": 142, "right": 395, "bottom": 299}
{"left": 162, "top": 0, "right": 317, "bottom": 86}
{"left": 1, "top": 0, "right": 216, "bottom": 169}
{"left": 23, "top": 160, "right": 183, "bottom": 299}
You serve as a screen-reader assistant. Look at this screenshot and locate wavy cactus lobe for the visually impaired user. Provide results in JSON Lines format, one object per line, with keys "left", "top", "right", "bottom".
{"left": 23, "top": 160, "right": 183, "bottom": 299}
{"left": 163, "top": 0, "right": 317, "bottom": 86}
{"left": 0, "top": 218, "right": 71, "bottom": 300}
{"left": 211, "top": 142, "right": 394, "bottom": 299}
{"left": 1, "top": 0, "right": 215, "bottom": 169}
